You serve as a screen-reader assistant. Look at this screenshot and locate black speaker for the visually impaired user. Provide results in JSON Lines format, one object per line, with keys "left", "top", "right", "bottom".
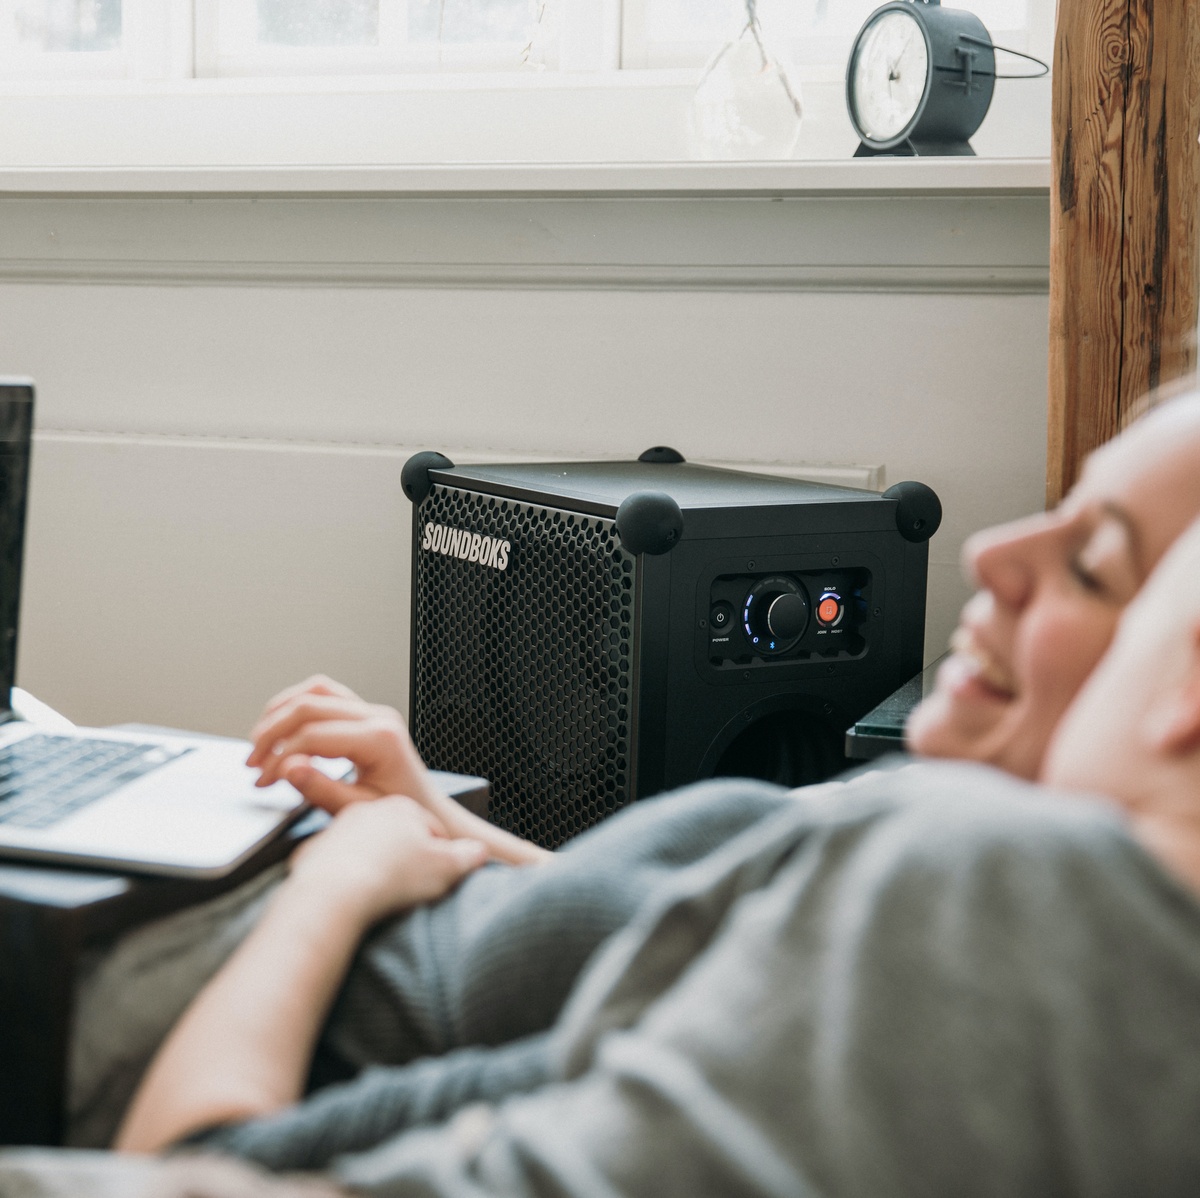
{"left": 405, "top": 449, "right": 939, "bottom": 849}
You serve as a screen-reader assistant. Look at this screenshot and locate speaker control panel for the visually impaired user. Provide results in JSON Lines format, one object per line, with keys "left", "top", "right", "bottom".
{"left": 706, "top": 569, "right": 869, "bottom": 667}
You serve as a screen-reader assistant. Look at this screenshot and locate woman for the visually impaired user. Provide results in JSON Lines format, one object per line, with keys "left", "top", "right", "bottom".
{"left": 56, "top": 392, "right": 1200, "bottom": 1166}
{"left": 96, "top": 393, "right": 1200, "bottom": 1153}
{"left": 78, "top": 501, "right": 1200, "bottom": 1197}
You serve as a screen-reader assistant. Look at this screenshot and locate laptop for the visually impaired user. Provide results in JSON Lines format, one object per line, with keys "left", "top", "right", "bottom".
{"left": 0, "top": 377, "right": 339, "bottom": 878}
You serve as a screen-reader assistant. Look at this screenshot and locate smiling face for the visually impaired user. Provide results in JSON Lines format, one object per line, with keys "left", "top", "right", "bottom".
{"left": 906, "top": 396, "right": 1200, "bottom": 780}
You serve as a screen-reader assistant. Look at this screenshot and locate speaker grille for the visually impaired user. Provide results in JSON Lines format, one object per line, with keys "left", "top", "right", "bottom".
{"left": 413, "top": 486, "right": 638, "bottom": 849}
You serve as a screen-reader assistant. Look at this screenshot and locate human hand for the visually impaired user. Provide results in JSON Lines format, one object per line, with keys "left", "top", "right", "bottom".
{"left": 249, "top": 676, "right": 553, "bottom": 868}
{"left": 287, "top": 795, "right": 487, "bottom": 927}
{"left": 247, "top": 676, "right": 427, "bottom": 814}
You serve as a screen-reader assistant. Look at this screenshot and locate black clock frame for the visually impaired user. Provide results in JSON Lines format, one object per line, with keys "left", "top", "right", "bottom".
{"left": 846, "top": 0, "right": 996, "bottom": 157}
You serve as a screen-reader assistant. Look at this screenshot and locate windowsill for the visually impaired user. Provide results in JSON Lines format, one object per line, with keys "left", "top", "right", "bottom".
{"left": 0, "top": 73, "right": 1050, "bottom": 295}
{"left": 0, "top": 68, "right": 1051, "bottom": 194}
{"left": 0, "top": 157, "right": 1050, "bottom": 197}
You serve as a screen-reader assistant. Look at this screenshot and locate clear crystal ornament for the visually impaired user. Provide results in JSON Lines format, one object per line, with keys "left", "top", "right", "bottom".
{"left": 522, "top": 0, "right": 558, "bottom": 70}
{"left": 687, "top": 0, "right": 803, "bottom": 160}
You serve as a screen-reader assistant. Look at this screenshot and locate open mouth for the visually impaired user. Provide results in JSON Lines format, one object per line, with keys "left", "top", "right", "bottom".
{"left": 947, "top": 628, "right": 1017, "bottom": 701}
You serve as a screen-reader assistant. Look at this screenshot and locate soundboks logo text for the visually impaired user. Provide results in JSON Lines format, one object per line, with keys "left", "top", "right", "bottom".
{"left": 421, "top": 522, "right": 511, "bottom": 571}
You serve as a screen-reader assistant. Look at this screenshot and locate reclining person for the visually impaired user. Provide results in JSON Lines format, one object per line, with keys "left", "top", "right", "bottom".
{"left": 48, "top": 392, "right": 1200, "bottom": 1158}
{"left": 23, "top": 460, "right": 1200, "bottom": 1195}
{"left": 90, "top": 395, "right": 1197, "bottom": 1140}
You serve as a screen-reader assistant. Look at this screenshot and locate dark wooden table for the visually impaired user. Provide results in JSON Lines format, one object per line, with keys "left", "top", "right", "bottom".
{"left": 843, "top": 656, "right": 943, "bottom": 761}
{"left": 0, "top": 763, "right": 488, "bottom": 1146}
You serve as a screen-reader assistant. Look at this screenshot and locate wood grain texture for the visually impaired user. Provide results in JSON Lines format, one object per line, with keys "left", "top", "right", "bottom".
{"left": 1121, "top": 0, "right": 1200, "bottom": 410}
{"left": 1048, "top": 0, "right": 1200, "bottom": 505}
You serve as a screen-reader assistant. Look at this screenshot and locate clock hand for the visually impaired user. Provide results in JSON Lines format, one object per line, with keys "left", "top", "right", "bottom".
{"left": 887, "top": 28, "right": 917, "bottom": 81}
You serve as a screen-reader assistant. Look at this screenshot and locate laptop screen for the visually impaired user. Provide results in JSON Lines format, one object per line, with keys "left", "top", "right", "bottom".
{"left": 0, "top": 380, "right": 34, "bottom": 722}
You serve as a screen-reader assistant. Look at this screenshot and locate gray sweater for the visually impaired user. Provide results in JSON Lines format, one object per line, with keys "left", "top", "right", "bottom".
{"left": 192, "top": 776, "right": 795, "bottom": 1165}
{"left": 193, "top": 762, "right": 1200, "bottom": 1195}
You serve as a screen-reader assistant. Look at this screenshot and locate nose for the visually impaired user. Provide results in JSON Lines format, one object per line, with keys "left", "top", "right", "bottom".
{"left": 963, "top": 513, "right": 1054, "bottom": 611}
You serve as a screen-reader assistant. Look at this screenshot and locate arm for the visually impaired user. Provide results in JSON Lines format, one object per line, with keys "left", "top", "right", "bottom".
{"left": 246, "top": 676, "right": 550, "bottom": 867}
{"left": 115, "top": 797, "right": 488, "bottom": 1155}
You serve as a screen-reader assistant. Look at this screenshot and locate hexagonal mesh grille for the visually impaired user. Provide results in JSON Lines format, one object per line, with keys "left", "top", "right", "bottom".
{"left": 412, "top": 485, "right": 638, "bottom": 849}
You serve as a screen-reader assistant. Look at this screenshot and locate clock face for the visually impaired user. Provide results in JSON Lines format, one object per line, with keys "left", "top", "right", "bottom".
{"left": 850, "top": 9, "right": 930, "bottom": 144}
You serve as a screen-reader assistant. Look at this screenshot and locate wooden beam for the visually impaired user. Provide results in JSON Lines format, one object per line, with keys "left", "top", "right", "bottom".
{"left": 1047, "top": 0, "right": 1200, "bottom": 506}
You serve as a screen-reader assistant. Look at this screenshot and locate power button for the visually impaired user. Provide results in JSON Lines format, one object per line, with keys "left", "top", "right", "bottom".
{"left": 817, "top": 594, "right": 843, "bottom": 626}
{"left": 710, "top": 602, "right": 734, "bottom": 633}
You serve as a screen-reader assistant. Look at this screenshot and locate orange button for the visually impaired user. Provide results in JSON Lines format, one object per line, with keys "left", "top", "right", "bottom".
{"left": 818, "top": 597, "right": 841, "bottom": 624}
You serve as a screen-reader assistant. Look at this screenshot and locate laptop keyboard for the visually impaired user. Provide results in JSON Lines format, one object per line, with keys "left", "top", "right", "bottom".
{"left": 0, "top": 734, "right": 192, "bottom": 829}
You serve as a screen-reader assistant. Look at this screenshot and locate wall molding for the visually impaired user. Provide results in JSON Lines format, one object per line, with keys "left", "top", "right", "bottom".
{"left": 0, "top": 161, "right": 1052, "bottom": 196}
{"left": 0, "top": 192, "right": 1050, "bottom": 296}
{"left": 32, "top": 430, "right": 883, "bottom": 490}
{"left": 0, "top": 259, "right": 1048, "bottom": 294}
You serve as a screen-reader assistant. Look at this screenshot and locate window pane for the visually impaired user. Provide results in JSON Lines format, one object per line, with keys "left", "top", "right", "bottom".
{"left": 408, "top": 0, "right": 533, "bottom": 44}
{"left": 646, "top": 0, "right": 739, "bottom": 43}
{"left": 644, "top": 0, "right": 1029, "bottom": 48}
{"left": 12, "top": 0, "right": 121, "bottom": 51}
{"left": 206, "top": 0, "right": 562, "bottom": 74}
{"left": 256, "top": 0, "right": 379, "bottom": 47}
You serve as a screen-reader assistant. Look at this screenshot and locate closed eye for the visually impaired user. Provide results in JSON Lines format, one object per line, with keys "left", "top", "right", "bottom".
{"left": 1068, "top": 556, "right": 1103, "bottom": 593}
{"left": 1071, "top": 514, "right": 1139, "bottom": 602}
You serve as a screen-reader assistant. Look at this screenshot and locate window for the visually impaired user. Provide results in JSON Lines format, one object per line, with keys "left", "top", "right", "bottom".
{"left": 0, "top": 0, "right": 1049, "bottom": 80}
{"left": 0, "top": 0, "right": 126, "bottom": 77}
{"left": 624, "top": 0, "right": 1036, "bottom": 69}
{"left": 0, "top": 0, "right": 1052, "bottom": 168}
{"left": 198, "top": 0, "right": 557, "bottom": 76}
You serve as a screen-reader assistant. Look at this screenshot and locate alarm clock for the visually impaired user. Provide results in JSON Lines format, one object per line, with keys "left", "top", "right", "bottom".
{"left": 846, "top": 0, "right": 995, "bottom": 156}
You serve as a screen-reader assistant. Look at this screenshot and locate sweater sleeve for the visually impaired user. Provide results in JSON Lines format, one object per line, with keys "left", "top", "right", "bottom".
{"left": 183, "top": 1034, "right": 553, "bottom": 1172}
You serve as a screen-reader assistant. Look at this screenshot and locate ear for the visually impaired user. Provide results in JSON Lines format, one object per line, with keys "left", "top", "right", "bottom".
{"left": 1145, "top": 621, "right": 1200, "bottom": 756}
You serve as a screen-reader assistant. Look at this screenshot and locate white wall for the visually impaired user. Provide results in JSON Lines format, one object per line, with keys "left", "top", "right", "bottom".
{"left": 0, "top": 180, "right": 1049, "bottom": 736}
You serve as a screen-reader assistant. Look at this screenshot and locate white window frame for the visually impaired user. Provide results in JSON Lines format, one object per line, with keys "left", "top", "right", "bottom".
{"left": 1, "top": 0, "right": 1052, "bottom": 79}
{"left": 0, "top": 0, "right": 1052, "bottom": 175}
{"left": 621, "top": 0, "right": 1053, "bottom": 71}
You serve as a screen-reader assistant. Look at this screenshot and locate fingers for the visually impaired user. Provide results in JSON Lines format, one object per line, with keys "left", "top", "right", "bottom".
{"left": 248, "top": 696, "right": 405, "bottom": 771}
{"left": 253, "top": 718, "right": 406, "bottom": 789}
{"left": 288, "top": 796, "right": 486, "bottom": 919}
{"left": 259, "top": 675, "right": 361, "bottom": 721}
{"left": 411, "top": 837, "right": 489, "bottom": 902}
{"left": 282, "top": 763, "right": 447, "bottom": 837}
{"left": 248, "top": 694, "right": 372, "bottom": 767}
{"left": 278, "top": 761, "right": 371, "bottom": 813}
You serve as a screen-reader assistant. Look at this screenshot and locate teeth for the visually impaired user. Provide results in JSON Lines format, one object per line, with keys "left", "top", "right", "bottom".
{"left": 949, "top": 628, "right": 1015, "bottom": 695}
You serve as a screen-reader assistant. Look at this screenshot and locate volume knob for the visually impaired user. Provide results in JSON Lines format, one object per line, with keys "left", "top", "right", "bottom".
{"left": 767, "top": 593, "right": 808, "bottom": 639}
{"left": 743, "top": 576, "right": 810, "bottom": 654}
